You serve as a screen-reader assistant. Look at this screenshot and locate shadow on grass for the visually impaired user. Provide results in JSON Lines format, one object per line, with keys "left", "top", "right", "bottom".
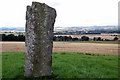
{"left": 2, "top": 73, "right": 58, "bottom": 80}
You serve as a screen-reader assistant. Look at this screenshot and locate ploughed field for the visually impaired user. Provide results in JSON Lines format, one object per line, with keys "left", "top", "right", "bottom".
{"left": 0, "top": 41, "right": 118, "bottom": 55}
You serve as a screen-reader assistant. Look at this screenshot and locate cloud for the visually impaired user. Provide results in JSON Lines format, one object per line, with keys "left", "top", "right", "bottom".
{"left": 0, "top": 0, "right": 119, "bottom": 27}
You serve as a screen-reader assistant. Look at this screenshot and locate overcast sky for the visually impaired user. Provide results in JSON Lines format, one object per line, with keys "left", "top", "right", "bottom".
{"left": 0, "top": 0, "right": 119, "bottom": 27}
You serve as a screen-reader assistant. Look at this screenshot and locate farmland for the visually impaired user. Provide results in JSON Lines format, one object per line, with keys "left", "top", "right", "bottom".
{"left": 0, "top": 41, "right": 118, "bottom": 55}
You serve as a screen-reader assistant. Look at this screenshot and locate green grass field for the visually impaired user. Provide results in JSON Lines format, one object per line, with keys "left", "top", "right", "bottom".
{"left": 1, "top": 52, "right": 119, "bottom": 79}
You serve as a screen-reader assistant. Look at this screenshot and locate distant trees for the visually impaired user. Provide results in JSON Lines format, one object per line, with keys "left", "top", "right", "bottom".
{"left": 1, "top": 34, "right": 119, "bottom": 41}
{"left": 53, "top": 36, "right": 78, "bottom": 41}
{"left": 93, "top": 37, "right": 119, "bottom": 41}
{"left": 54, "top": 36, "right": 91, "bottom": 41}
{"left": 113, "top": 37, "right": 118, "bottom": 41}
{"left": 81, "top": 36, "right": 89, "bottom": 41}
{"left": 17, "top": 35, "right": 24, "bottom": 41}
{"left": 93, "top": 37, "right": 102, "bottom": 41}
{"left": 0, "top": 34, "right": 25, "bottom": 41}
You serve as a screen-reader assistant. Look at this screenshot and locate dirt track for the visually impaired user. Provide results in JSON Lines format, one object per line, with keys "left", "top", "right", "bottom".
{"left": 0, "top": 42, "right": 118, "bottom": 55}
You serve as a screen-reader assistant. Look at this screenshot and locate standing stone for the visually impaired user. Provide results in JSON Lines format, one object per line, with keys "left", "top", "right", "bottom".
{"left": 24, "top": 2, "right": 56, "bottom": 77}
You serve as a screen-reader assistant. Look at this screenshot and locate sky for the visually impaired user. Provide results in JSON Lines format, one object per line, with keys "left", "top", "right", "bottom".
{"left": 0, "top": 0, "right": 119, "bottom": 27}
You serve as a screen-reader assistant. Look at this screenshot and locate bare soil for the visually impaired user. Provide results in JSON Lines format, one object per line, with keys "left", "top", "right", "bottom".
{"left": 0, "top": 41, "right": 118, "bottom": 55}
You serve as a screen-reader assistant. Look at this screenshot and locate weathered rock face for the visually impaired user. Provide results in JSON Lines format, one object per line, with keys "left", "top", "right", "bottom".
{"left": 24, "top": 2, "right": 56, "bottom": 77}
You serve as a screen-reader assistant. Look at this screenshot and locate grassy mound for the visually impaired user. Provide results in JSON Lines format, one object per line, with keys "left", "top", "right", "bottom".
{"left": 1, "top": 52, "right": 119, "bottom": 79}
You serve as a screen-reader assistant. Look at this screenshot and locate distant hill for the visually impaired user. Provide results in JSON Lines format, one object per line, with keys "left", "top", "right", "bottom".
{"left": 54, "top": 26, "right": 118, "bottom": 32}
{"left": 0, "top": 26, "right": 118, "bottom": 32}
{"left": 91, "top": 26, "right": 118, "bottom": 30}
{"left": 0, "top": 27, "right": 25, "bottom": 31}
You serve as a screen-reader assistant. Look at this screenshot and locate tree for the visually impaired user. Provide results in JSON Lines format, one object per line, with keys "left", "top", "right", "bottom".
{"left": 93, "top": 37, "right": 102, "bottom": 41}
{"left": 53, "top": 36, "right": 57, "bottom": 41}
{"left": 72, "top": 37, "right": 79, "bottom": 41}
{"left": 18, "top": 35, "right": 25, "bottom": 41}
{"left": 81, "top": 36, "right": 89, "bottom": 41}
{"left": 68, "top": 36, "right": 72, "bottom": 41}
{"left": 93, "top": 37, "right": 96, "bottom": 41}
{"left": 6, "top": 34, "right": 15, "bottom": 41}
{"left": 1, "top": 34, "right": 6, "bottom": 41}
{"left": 114, "top": 37, "right": 118, "bottom": 41}
{"left": 97, "top": 37, "right": 102, "bottom": 41}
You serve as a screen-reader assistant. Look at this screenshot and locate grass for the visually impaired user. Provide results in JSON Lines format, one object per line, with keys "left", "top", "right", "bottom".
{"left": 1, "top": 52, "right": 119, "bottom": 79}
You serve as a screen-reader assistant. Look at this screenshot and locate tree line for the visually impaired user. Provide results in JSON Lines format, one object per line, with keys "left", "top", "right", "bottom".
{"left": 0, "top": 34, "right": 25, "bottom": 41}
{"left": 0, "top": 34, "right": 119, "bottom": 41}
{"left": 54, "top": 36, "right": 118, "bottom": 41}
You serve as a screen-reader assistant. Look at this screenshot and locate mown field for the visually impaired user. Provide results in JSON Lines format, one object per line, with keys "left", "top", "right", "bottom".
{"left": 1, "top": 52, "right": 119, "bottom": 79}
{"left": 1, "top": 41, "right": 118, "bottom": 55}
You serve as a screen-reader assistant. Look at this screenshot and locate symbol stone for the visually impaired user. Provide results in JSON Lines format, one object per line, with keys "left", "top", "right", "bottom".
{"left": 24, "top": 2, "right": 56, "bottom": 77}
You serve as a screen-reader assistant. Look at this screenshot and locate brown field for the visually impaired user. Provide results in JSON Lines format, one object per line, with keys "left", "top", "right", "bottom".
{"left": 0, "top": 41, "right": 118, "bottom": 55}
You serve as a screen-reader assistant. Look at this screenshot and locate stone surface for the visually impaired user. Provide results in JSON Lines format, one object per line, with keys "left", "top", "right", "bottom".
{"left": 24, "top": 2, "right": 56, "bottom": 77}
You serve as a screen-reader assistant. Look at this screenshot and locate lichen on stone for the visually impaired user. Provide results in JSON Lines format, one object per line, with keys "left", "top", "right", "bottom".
{"left": 25, "top": 2, "right": 56, "bottom": 77}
